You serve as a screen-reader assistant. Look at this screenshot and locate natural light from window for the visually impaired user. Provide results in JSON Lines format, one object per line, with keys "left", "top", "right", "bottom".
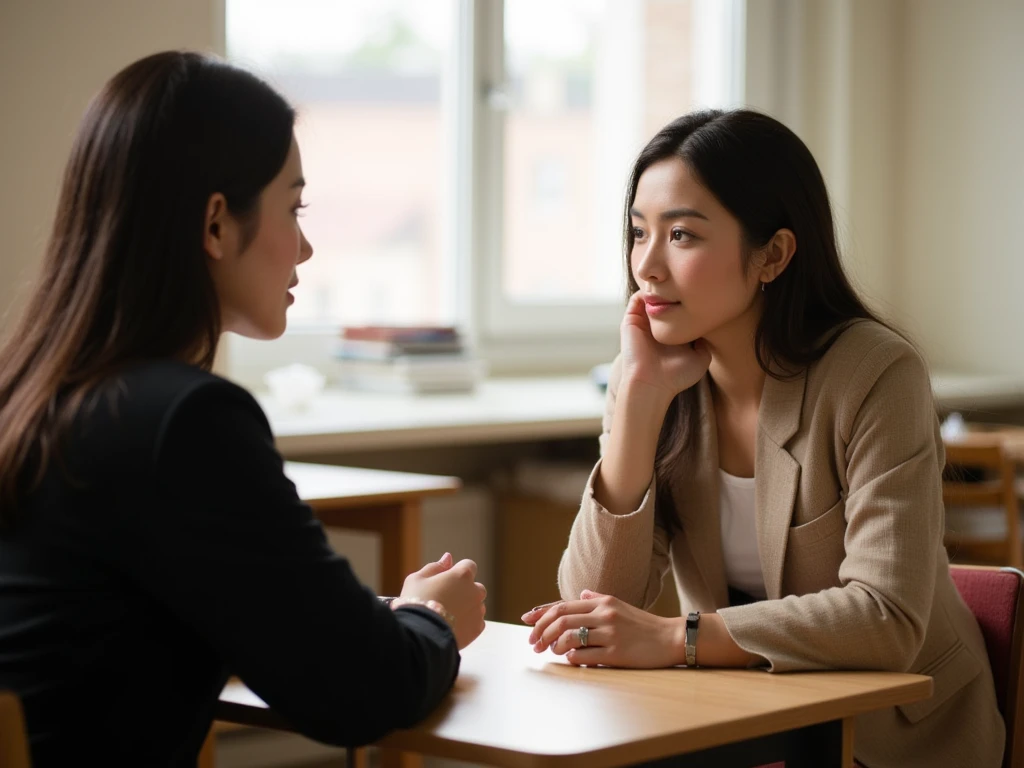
{"left": 227, "top": 0, "right": 741, "bottom": 331}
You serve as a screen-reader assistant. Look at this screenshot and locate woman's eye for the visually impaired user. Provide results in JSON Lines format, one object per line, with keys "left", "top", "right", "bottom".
{"left": 671, "top": 228, "right": 691, "bottom": 242}
{"left": 292, "top": 202, "right": 308, "bottom": 217}
{"left": 632, "top": 227, "right": 646, "bottom": 240}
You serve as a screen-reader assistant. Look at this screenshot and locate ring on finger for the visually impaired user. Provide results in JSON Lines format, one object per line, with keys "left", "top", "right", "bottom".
{"left": 576, "top": 626, "right": 589, "bottom": 648}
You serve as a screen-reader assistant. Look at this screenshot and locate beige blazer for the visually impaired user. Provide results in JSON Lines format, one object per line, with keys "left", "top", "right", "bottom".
{"left": 559, "top": 320, "right": 1004, "bottom": 768}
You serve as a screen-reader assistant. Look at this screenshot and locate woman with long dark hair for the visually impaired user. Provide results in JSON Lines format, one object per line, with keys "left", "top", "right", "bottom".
{"left": 524, "top": 110, "right": 1002, "bottom": 767}
{"left": 0, "top": 51, "right": 485, "bottom": 765}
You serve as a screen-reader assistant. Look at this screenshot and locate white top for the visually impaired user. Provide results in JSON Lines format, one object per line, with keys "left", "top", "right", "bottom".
{"left": 718, "top": 469, "right": 767, "bottom": 600}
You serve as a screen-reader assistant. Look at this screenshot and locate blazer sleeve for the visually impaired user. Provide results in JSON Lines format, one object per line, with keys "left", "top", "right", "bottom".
{"left": 718, "top": 340, "right": 943, "bottom": 673}
{"left": 121, "top": 381, "right": 460, "bottom": 747}
{"left": 557, "top": 355, "right": 673, "bottom": 608}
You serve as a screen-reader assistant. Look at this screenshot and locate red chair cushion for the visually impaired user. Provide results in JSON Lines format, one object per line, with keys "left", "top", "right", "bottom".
{"left": 950, "top": 567, "right": 1021, "bottom": 715}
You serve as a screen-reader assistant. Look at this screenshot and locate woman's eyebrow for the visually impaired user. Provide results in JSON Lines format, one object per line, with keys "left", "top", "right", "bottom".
{"left": 629, "top": 206, "right": 709, "bottom": 221}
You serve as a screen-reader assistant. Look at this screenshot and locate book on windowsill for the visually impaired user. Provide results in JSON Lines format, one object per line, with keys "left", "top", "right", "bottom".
{"left": 334, "top": 355, "right": 486, "bottom": 395}
{"left": 341, "top": 325, "right": 459, "bottom": 343}
{"left": 337, "top": 326, "right": 465, "bottom": 361}
{"left": 336, "top": 337, "right": 465, "bottom": 360}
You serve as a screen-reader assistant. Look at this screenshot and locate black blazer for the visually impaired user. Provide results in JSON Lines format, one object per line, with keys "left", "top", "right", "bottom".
{"left": 0, "top": 361, "right": 459, "bottom": 766}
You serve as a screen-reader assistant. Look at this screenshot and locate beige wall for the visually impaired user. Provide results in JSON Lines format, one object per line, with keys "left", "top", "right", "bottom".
{"left": 745, "top": 0, "right": 904, "bottom": 312}
{"left": 0, "top": 0, "right": 222, "bottom": 333}
{"left": 748, "top": 0, "right": 1023, "bottom": 375}
{"left": 898, "top": 0, "right": 1024, "bottom": 374}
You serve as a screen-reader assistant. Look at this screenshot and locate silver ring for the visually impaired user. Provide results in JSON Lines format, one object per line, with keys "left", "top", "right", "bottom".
{"left": 576, "top": 626, "right": 589, "bottom": 647}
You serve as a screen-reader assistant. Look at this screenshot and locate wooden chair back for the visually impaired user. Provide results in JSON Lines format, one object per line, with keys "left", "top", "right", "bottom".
{"left": 943, "top": 441, "right": 1023, "bottom": 569}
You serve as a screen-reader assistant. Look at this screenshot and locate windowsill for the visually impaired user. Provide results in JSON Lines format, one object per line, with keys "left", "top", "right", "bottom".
{"left": 223, "top": 331, "right": 620, "bottom": 392}
{"left": 257, "top": 369, "right": 1024, "bottom": 458}
{"left": 259, "top": 375, "right": 607, "bottom": 456}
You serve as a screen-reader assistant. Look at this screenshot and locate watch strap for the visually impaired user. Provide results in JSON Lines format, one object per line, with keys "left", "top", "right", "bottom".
{"left": 685, "top": 611, "right": 700, "bottom": 667}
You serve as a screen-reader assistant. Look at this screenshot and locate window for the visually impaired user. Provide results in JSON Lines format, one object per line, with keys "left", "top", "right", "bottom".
{"left": 227, "top": 0, "right": 457, "bottom": 328}
{"left": 480, "top": 0, "right": 743, "bottom": 335}
{"left": 225, "top": 0, "right": 743, "bottom": 375}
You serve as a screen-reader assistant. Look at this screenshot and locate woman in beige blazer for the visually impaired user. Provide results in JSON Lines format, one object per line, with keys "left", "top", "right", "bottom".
{"left": 522, "top": 110, "right": 1003, "bottom": 768}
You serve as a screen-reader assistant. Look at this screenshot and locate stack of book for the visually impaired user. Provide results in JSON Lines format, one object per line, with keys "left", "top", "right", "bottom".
{"left": 335, "top": 326, "right": 485, "bottom": 394}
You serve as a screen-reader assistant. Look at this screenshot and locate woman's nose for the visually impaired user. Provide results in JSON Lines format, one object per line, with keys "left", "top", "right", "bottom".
{"left": 633, "top": 241, "right": 664, "bottom": 283}
{"left": 299, "top": 230, "right": 313, "bottom": 264}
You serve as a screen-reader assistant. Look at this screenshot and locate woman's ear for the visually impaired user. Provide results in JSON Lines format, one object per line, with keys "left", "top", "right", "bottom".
{"left": 760, "top": 228, "right": 796, "bottom": 283}
{"left": 203, "top": 193, "right": 235, "bottom": 261}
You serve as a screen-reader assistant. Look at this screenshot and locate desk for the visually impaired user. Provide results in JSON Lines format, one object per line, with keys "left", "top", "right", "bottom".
{"left": 215, "top": 622, "right": 932, "bottom": 768}
{"left": 261, "top": 378, "right": 607, "bottom": 456}
{"left": 259, "top": 372, "right": 1024, "bottom": 458}
{"left": 284, "top": 462, "right": 460, "bottom": 596}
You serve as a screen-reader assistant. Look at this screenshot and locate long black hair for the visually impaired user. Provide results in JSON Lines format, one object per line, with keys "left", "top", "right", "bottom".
{"left": 0, "top": 51, "right": 295, "bottom": 527}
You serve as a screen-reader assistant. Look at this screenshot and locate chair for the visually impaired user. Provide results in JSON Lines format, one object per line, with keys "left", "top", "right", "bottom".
{"left": 758, "top": 566, "right": 1022, "bottom": 768}
{"left": 943, "top": 441, "right": 1023, "bottom": 569}
{"left": 950, "top": 565, "right": 1024, "bottom": 768}
{"left": 0, "top": 691, "right": 31, "bottom": 768}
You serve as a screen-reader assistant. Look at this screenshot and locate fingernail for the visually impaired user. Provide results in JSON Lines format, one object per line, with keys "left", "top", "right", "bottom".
{"left": 530, "top": 600, "right": 562, "bottom": 612}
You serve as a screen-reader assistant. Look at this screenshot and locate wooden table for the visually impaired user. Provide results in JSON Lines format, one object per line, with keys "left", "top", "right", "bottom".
{"left": 284, "top": 462, "right": 460, "bottom": 597}
{"left": 215, "top": 622, "right": 932, "bottom": 768}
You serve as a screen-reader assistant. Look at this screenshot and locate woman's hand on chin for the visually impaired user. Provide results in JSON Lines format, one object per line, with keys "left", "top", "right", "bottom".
{"left": 520, "top": 590, "right": 685, "bottom": 668}
{"left": 620, "top": 291, "right": 711, "bottom": 402}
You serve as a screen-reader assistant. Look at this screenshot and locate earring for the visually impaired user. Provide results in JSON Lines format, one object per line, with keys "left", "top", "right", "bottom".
{"left": 761, "top": 281, "right": 766, "bottom": 293}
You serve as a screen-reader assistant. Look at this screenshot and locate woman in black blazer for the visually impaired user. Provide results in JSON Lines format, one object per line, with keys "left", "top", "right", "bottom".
{"left": 0, "top": 51, "right": 486, "bottom": 766}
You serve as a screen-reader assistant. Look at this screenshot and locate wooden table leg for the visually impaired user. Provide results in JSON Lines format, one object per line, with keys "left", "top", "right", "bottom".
{"left": 313, "top": 500, "right": 424, "bottom": 768}
{"left": 378, "top": 747, "right": 422, "bottom": 768}
{"left": 197, "top": 729, "right": 215, "bottom": 768}
{"left": 313, "top": 501, "right": 423, "bottom": 597}
{"left": 841, "top": 717, "right": 855, "bottom": 768}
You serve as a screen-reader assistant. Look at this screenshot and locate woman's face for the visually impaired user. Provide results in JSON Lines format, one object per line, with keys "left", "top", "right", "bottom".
{"left": 629, "top": 157, "right": 762, "bottom": 347}
{"left": 208, "top": 135, "right": 313, "bottom": 340}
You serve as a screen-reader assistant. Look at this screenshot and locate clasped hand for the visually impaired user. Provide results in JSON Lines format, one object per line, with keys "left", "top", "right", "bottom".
{"left": 521, "top": 590, "right": 684, "bottom": 668}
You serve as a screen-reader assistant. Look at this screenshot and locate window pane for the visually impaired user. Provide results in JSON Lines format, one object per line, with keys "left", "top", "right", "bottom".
{"left": 502, "top": 0, "right": 709, "bottom": 305}
{"left": 227, "top": 0, "right": 456, "bottom": 327}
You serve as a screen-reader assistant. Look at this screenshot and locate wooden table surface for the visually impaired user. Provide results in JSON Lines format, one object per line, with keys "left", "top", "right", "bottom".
{"left": 284, "top": 462, "right": 461, "bottom": 506}
{"left": 216, "top": 622, "right": 932, "bottom": 768}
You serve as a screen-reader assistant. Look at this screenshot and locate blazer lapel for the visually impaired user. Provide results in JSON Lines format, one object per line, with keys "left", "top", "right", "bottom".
{"left": 754, "top": 369, "right": 807, "bottom": 599}
{"left": 673, "top": 378, "right": 729, "bottom": 609}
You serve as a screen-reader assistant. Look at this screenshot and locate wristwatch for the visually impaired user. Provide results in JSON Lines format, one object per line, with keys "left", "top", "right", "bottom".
{"left": 685, "top": 611, "right": 700, "bottom": 667}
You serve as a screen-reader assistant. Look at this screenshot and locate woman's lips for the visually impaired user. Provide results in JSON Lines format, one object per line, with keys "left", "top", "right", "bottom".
{"left": 644, "top": 297, "right": 680, "bottom": 316}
